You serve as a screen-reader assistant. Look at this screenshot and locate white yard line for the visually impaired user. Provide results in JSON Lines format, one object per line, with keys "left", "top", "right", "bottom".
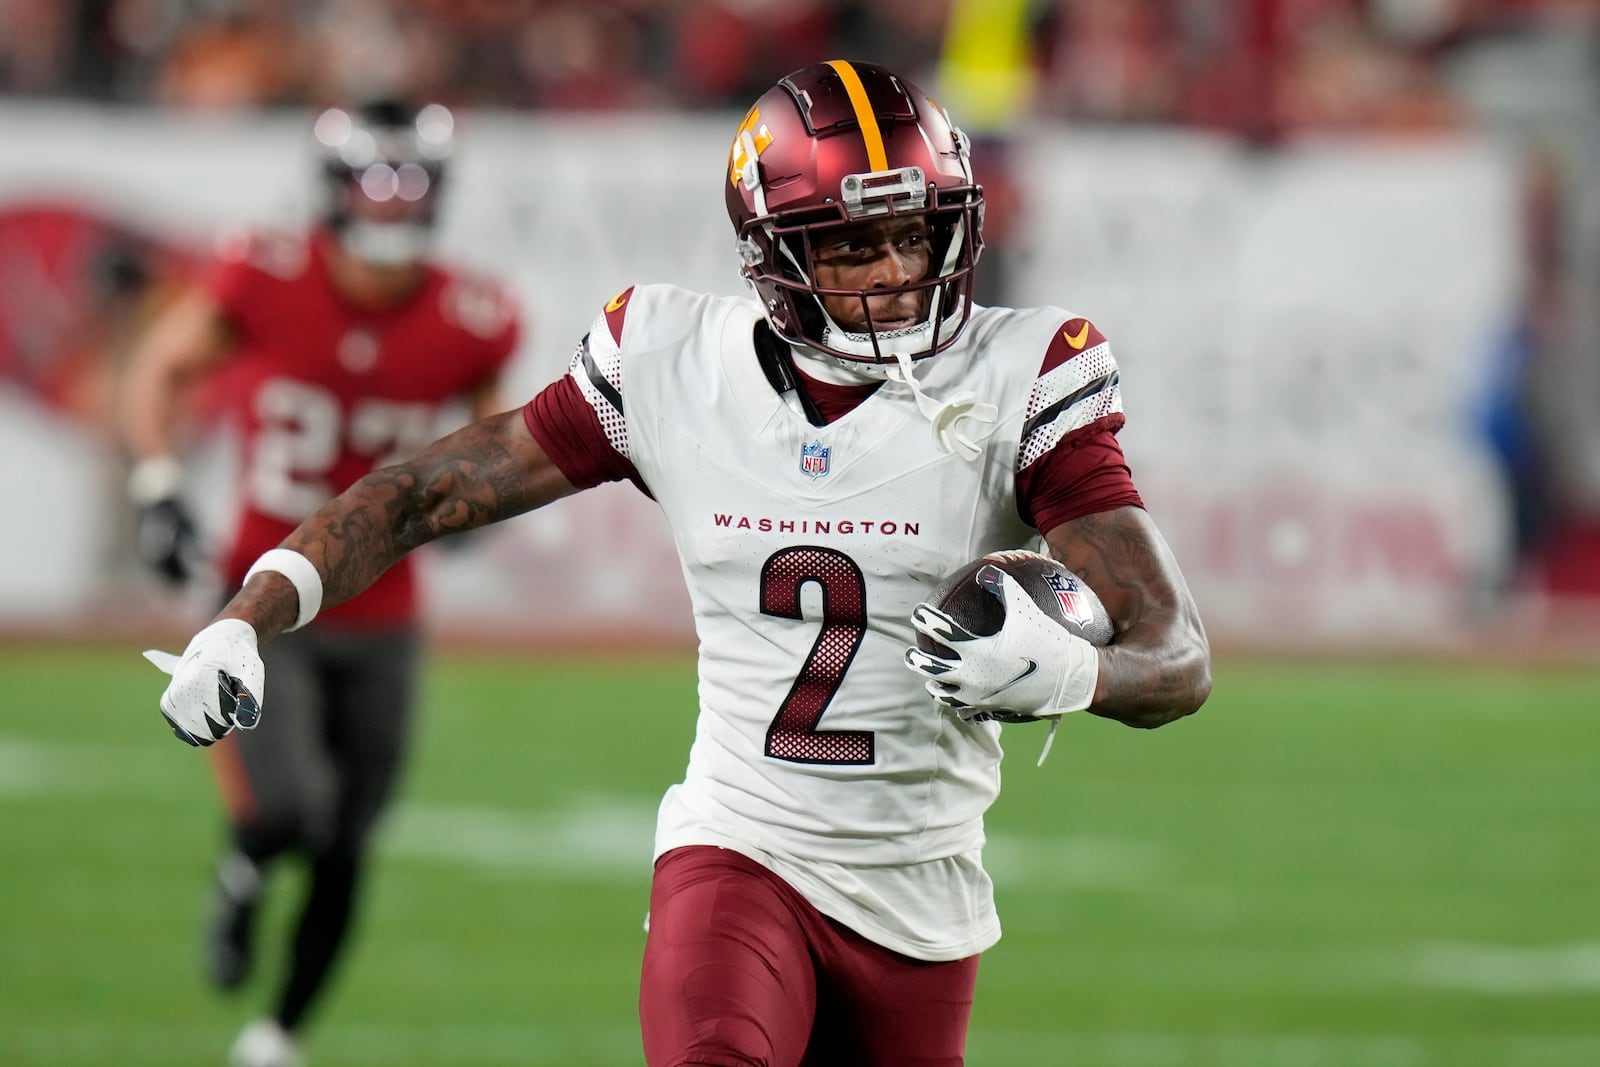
{"left": 983, "top": 830, "right": 1167, "bottom": 888}
{"left": 4, "top": 1021, "right": 642, "bottom": 1066}
{"left": 1411, "top": 940, "right": 1600, "bottom": 993}
{"left": 0, "top": 735, "right": 189, "bottom": 796}
{"left": 382, "top": 796, "right": 1171, "bottom": 889}
{"left": 975, "top": 1031, "right": 1600, "bottom": 1067}
{"left": 381, "top": 796, "right": 655, "bottom": 876}
{"left": 15, "top": 1023, "right": 1599, "bottom": 1067}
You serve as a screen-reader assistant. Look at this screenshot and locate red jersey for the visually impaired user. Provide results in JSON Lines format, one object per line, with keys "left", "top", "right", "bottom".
{"left": 206, "top": 229, "right": 520, "bottom": 627}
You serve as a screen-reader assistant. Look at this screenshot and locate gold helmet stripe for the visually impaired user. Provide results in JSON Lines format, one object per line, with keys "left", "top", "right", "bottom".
{"left": 826, "top": 60, "right": 888, "bottom": 172}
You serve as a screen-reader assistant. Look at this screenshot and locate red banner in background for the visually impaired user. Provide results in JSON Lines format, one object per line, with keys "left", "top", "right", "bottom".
{"left": 0, "top": 202, "right": 194, "bottom": 422}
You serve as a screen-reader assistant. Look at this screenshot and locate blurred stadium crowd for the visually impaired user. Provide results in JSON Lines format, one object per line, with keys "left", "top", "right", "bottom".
{"left": 4, "top": 0, "right": 1600, "bottom": 620}
{"left": 0, "top": 2, "right": 1566, "bottom": 131}
{"left": 0, "top": 0, "right": 1588, "bottom": 138}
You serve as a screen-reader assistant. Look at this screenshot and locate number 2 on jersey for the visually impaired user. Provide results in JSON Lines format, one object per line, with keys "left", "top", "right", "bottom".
{"left": 759, "top": 546, "right": 873, "bottom": 765}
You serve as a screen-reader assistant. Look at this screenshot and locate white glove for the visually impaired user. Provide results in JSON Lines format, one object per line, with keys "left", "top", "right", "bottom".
{"left": 143, "top": 619, "right": 264, "bottom": 747}
{"left": 905, "top": 568, "right": 1100, "bottom": 724}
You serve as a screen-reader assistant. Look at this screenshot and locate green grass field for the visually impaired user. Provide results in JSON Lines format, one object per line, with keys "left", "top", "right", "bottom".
{"left": 2, "top": 644, "right": 1597, "bottom": 1066}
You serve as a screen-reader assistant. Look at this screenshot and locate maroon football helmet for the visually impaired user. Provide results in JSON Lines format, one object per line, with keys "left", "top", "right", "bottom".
{"left": 725, "top": 60, "right": 985, "bottom": 365}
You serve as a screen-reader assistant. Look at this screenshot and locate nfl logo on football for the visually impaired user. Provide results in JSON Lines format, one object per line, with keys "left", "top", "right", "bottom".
{"left": 800, "top": 440, "right": 830, "bottom": 479}
{"left": 1046, "top": 571, "right": 1094, "bottom": 627}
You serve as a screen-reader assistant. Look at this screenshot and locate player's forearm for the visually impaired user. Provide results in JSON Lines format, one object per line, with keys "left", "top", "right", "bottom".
{"left": 122, "top": 355, "right": 196, "bottom": 523}
{"left": 1046, "top": 507, "right": 1212, "bottom": 728}
{"left": 121, "top": 352, "right": 188, "bottom": 460}
{"left": 120, "top": 291, "right": 231, "bottom": 459}
{"left": 219, "top": 413, "right": 553, "bottom": 641}
{"left": 1088, "top": 604, "right": 1211, "bottom": 727}
{"left": 213, "top": 474, "right": 430, "bottom": 641}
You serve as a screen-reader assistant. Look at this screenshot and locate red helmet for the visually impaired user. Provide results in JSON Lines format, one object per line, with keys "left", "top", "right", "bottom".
{"left": 725, "top": 60, "right": 985, "bottom": 365}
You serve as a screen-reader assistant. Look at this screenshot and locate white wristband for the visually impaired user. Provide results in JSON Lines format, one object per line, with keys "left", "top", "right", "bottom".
{"left": 244, "top": 549, "right": 323, "bottom": 631}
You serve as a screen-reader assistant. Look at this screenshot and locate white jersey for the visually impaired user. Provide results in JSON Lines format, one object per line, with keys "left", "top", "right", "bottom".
{"left": 563, "top": 283, "right": 1124, "bottom": 960}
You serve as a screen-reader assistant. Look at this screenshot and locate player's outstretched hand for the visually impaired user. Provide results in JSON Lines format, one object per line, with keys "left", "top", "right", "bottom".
{"left": 905, "top": 569, "right": 1100, "bottom": 723}
{"left": 143, "top": 619, "right": 264, "bottom": 747}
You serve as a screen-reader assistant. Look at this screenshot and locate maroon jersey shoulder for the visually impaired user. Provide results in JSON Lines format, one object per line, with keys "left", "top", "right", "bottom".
{"left": 600, "top": 286, "right": 635, "bottom": 347}
{"left": 1038, "top": 316, "right": 1108, "bottom": 377}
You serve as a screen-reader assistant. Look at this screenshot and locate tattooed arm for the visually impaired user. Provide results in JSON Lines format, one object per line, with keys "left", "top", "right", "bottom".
{"left": 218, "top": 410, "right": 579, "bottom": 641}
{"left": 1043, "top": 506, "right": 1211, "bottom": 728}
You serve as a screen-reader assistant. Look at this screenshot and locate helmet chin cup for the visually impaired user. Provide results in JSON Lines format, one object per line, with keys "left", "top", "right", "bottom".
{"left": 818, "top": 322, "right": 935, "bottom": 365}
{"left": 813, "top": 283, "right": 954, "bottom": 366}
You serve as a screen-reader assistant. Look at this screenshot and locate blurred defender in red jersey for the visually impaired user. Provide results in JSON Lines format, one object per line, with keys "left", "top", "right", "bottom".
{"left": 121, "top": 99, "right": 521, "bottom": 1067}
{"left": 144, "top": 63, "right": 1209, "bottom": 1066}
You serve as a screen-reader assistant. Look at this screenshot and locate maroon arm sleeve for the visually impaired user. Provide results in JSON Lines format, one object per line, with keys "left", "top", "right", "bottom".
{"left": 521, "top": 375, "right": 647, "bottom": 493}
{"left": 1016, "top": 419, "right": 1145, "bottom": 535}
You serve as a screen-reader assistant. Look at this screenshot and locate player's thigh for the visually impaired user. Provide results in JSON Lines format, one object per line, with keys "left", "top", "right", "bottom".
{"left": 804, "top": 927, "right": 979, "bottom": 1067}
{"left": 640, "top": 846, "right": 817, "bottom": 1067}
{"left": 322, "top": 627, "right": 421, "bottom": 845}
{"left": 223, "top": 630, "right": 335, "bottom": 830}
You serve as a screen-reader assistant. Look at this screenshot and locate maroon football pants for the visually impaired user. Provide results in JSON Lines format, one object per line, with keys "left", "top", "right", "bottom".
{"left": 639, "top": 845, "right": 979, "bottom": 1067}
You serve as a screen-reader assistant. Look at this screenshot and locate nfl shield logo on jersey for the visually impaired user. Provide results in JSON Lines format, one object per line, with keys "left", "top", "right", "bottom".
{"left": 799, "top": 440, "right": 830, "bottom": 479}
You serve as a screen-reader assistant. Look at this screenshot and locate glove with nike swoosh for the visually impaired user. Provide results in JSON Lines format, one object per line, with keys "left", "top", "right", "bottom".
{"left": 904, "top": 569, "right": 1101, "bottom": 724}
{"left": 143, "top": 619, "right": 264, "bottom": 747}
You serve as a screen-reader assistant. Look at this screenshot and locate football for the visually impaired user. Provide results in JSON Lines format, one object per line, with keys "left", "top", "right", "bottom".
{"left": 918, "top": 549, "right": 1114, "bottom": 660}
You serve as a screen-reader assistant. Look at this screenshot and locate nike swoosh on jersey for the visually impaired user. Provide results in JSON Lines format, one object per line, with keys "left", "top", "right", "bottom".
{"left": 1062, "top": 321, "right": 1090, "bottom": 349}
{"left": 605, "top": 292, "right": 629, "bottom": 312}
{"left": 988, "top": 658, "right": 1038, "bottom": 698}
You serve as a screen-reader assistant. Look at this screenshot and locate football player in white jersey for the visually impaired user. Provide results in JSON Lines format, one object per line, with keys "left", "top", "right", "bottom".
{"left": 145, "top": 60, "right": 1211, "bottom": 1066}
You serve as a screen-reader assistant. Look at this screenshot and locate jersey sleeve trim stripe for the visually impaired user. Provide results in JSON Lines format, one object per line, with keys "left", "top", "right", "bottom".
{"left": 1020, "top": 370, "right": 1118, "bottom": 442}
{"left": 579, "top": 333, "right": 624, "bottom": 417}
{"left": 567, "top": 326, "right": 629, "bottom": 458}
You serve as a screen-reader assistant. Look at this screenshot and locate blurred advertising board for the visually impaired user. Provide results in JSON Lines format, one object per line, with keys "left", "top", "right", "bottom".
{"left": 0, "top": 107, "right": 1518, "bottom": 649}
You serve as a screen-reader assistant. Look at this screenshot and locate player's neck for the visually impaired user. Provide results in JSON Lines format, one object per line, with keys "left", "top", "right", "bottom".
{"left": 788, "top": 349, "right": 881, "bottom": 425}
